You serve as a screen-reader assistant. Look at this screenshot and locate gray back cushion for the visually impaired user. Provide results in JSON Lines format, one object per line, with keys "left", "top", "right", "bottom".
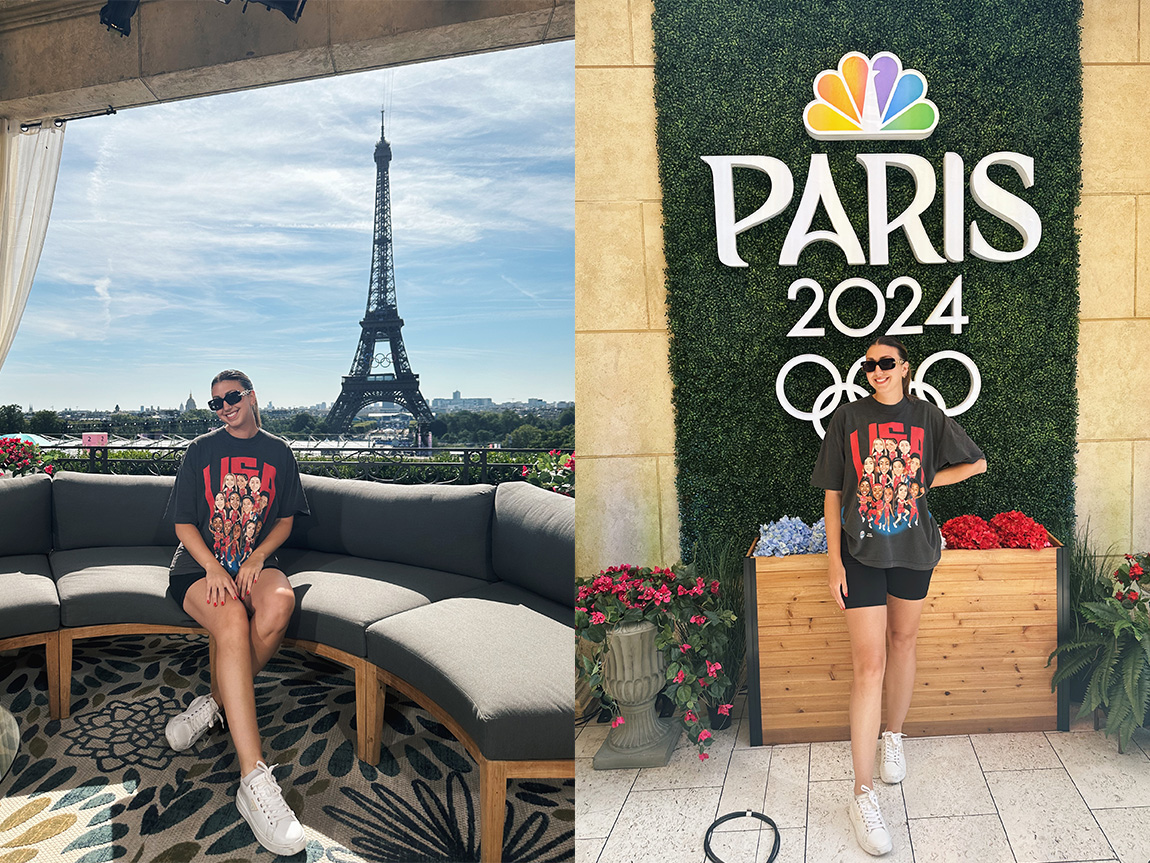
{"left": 288, "top": 474, "right": 495, "bottom": 581}
{"left": 492, "top": 482, "right": 574, "bottom": 606}
{"left": 52, "top": 471, "right": 178, "bottom": 550}
{"left": 0, "top": 473, "right": 52, "bottom": 555}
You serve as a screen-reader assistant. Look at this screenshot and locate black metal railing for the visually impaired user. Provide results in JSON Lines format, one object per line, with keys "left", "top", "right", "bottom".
{"left": 40, "top": 443, "right": 566, "bottom": 487}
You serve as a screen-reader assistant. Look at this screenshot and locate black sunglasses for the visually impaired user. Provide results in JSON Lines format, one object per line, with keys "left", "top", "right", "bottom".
{"left": 861, "top": 357, "right": 900, "bottom": 373}
{"left": 207, "top": 389, "right": 250, "bottom": 412}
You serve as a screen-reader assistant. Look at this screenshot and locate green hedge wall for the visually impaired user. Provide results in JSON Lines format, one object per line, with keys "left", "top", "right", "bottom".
{"left": 652, "top": 0, "right": 1081, "bottom": 553}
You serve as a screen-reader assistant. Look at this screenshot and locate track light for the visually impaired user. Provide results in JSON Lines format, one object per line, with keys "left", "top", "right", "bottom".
{"left": 241, "top": 0, "right": 307, "bottom": 23}
{"left": 98, "top": 0, "right": 139, "bottom": 36}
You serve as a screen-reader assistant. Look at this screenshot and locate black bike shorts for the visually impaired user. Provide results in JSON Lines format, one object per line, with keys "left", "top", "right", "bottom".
{"left": 839, "top": 545, "right": 933, "bottom": 609}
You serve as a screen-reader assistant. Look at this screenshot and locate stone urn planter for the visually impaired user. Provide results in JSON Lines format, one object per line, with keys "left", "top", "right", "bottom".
{"left": 593, "top": 620, "right": 680, "bottom": 769}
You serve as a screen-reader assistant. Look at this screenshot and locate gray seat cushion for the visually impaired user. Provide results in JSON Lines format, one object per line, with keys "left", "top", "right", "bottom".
{"left": 286, "top": 475, "right": 496, "bottom": 581}
{"left": 0, "top": 474, "right": 52, "bottom": 556}
{"left": 0, "top": 554, "right": 60, "bottom": 638}
{"left": 50, "top": 546, "right": 195, "bottom": 628}
{"left": 492, "top": 482, "right": 575, "bottom": 607}
{"left": 365, "top": 581, "right": 574, "bottom": 762}
{"left": 52, "top": 472, "right": 177, "bottom": 550}
{"left": 279, "top": 548, "right": 488, "bottom": 657}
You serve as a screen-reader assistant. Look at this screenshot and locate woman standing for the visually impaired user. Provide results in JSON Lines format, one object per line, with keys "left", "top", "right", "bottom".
{"left": 163, "top": 369, "right": 309, "bottom": 856}
{"left": 811, "top": 337, "right": 986, "bottom": 856}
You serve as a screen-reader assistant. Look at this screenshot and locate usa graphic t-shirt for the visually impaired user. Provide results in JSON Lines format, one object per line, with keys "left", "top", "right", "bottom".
{"left": 810, "top": 396, "right": 983, "bottom": 570}
{"left": 166, "top": 427, "right": 309, "bottom": 576}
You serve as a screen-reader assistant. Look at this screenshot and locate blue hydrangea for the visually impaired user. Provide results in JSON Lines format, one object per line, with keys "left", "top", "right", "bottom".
{"left": 753, "top": 516, "right": 827, "bottom": 556}
{"left": 808, "top": 517, "right": 827, "bottom": 553}
{"left": 754, "top": 516, "right": 813, "bottom": 556}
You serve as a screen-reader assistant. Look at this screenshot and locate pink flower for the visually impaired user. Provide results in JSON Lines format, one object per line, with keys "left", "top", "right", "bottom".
{"left": 717, "top": 703, "right": 732, "bottom": 716}
{"left": 706, "top": 660, "right": 722, "bottom": 678}
{"left": 43, "top": 465, "right": 54, "bottom": 475}
{"left": 698, "top": 677, "right": 709, "bottom": 687}
{"left": 590, "top": 612, "right": 606, "bottom": 625}
{"left": 698, "top": 752, "right": 709, "bottom": 761}
{"left": 520, "top": 465, "right": 529, "bottom": 476}
{"left": 690, "top": 615, "right": 707, "bottom": 625}
{"left": 684, "top": 711, "right": 697, "bottom": 723}
{"left": 611, "top": 716, "right": 625, "bottom": 728}
{"left": 673, "top": 670, "right": 686, "bottom": 684}
{"left": 710, "top": 580, "right": 720, "bottom": 594}
{"left": 680, "top": 643, "right": 691, "bottom": 653}
{"left": 698, "top": 729, "right": 712, "bottom": 742}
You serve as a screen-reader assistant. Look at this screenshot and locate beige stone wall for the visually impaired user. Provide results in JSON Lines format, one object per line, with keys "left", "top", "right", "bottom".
{"left": 1078, "top": 0, "right": 1150, "bottom": 554}
{"left": 575, "top": 0, "right": 1150, "bottom": 578}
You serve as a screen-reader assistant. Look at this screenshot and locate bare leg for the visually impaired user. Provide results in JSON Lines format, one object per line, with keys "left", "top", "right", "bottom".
{"left": 884, "top": 595, "right": 926, "bottom": 734}
{"left": 242, "top": 568, "right": 295, "bottom": 677}
{"left": 846, "top": 605, "right": 887, "bottom": 796}
{"left": 183, "top": 581, "right": 264, "bottom": 775}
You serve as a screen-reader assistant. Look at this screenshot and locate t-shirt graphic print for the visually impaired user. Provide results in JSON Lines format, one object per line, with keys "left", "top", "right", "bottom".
{"left": 206, "top": 459, "right": 277, "bottom": 574}
{"left": 849, "top": 422, "right": 927, "bottom": 538}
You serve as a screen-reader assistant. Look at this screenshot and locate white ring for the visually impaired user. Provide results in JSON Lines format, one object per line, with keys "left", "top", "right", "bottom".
{"left": 914, "top": 350, "right": 981, "bottom": 415}
{"left": 775, "top": 354, "right": 844, "bottom": 422}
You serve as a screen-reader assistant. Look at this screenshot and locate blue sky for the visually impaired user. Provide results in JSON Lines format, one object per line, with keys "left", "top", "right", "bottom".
{"left": 1, "top": 42, "right": 573, "bottom": 413}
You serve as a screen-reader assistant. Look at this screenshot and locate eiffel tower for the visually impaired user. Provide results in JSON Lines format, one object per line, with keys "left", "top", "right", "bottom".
{"left": 326, "top": 109, "right": 433, "bottom": 439}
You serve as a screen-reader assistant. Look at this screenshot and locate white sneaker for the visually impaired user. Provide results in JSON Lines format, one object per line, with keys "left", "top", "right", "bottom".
{"left": 236, "top": 761, "right": 306, "bottom": 856}
{"left": 880, "top": 731, "right": 907, "bottom": 784}
{"left": 849, "top": 785, "right": 892, "bottom": 856}
{"left": 165, "top": 694, "right": 222, "bottom": 751}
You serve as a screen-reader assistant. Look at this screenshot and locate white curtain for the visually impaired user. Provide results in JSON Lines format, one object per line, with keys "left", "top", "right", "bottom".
{"left": 0, "top": 118, "right": 66, "bottom": 371}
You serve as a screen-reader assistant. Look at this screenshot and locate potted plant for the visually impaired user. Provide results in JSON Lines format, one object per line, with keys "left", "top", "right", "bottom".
{"left": 0, "top": 437, "right": 54, "bottom": 478}
{"left": 576, "top": 564, "right": 737, "bottom": 764}
{"left": 1049, "top": 552, "right": 1149, "bottom": 753}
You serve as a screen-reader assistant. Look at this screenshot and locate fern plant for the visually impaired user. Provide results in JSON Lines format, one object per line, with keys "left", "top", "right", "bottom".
{"left": 1049, "top": 552, "right": 1150, "bottom": 753}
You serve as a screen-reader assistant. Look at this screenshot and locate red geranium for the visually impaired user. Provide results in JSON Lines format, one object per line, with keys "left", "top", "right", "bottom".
{"left": 989, "top": 511, "right": 1050, "bottom": 549}
{"left": 940, "top": 515, "right": 1001, "bottom": 549}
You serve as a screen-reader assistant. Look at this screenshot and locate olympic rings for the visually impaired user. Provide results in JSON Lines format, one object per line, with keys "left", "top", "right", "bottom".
{"left": 775, "top": 351, "right": 982, "bottom": 438}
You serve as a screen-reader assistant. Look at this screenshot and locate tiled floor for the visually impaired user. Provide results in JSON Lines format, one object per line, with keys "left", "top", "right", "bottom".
{"left": 575, "top": 698, "right": 1150, "bottom": 863}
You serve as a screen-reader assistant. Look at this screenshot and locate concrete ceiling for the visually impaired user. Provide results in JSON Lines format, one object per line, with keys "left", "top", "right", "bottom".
{"left": 0, "top": 0, "right": 573, "bottom": 122}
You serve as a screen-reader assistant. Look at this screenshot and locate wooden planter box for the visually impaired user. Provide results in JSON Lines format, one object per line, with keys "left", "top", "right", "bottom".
{"left": 742, "top": 535, "right": 1069, "bottom": 745}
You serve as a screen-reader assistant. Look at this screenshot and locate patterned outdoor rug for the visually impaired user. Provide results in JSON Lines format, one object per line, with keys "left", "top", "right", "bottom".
{"left": 0, "top": 635, "right": 574, "bottom": 862}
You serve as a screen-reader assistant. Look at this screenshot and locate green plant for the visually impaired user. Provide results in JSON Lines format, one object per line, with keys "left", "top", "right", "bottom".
{"left": 1049, "top": 553, "right": 1150, "bottom": 753}
{"left": 521, "top": 449, "right": 574, "bottom": 497}
{"left": 575, "top": 564, "right": 737, "bottom": 759}
{"left": 0, "top": 438, "right": 54, "bottom": 477}
{"left": 683, "top": 535, "right": 747, "bottom": 697}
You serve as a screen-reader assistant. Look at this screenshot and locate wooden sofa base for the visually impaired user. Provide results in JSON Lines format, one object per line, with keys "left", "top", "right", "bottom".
{"left": 373, "top": 667, "right": 574, "bottom": 863}
{"left": 0, "top": 630, "right": 60, "bottom": 720}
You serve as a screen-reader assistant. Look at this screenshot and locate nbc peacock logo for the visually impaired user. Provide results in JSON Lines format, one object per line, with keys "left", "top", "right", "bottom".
{"left": 803, "top": 51, "right": 938, "bottom": 141}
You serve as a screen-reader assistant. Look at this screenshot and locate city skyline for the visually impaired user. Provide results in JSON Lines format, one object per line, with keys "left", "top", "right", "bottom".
{"left": 0, "top": 42, "right": 574, "bottom": 412}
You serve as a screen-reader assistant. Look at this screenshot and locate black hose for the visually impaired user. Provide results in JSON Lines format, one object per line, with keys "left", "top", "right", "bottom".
{"left": 703, "top": 810, "right": 780, "bottom": 863}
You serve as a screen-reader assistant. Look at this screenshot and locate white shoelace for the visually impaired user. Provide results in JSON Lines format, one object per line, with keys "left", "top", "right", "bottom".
{"left": 182, "top": 697, "right": 219, "bottom": 732}
{"left": 246, "top": 763, "right": 294, "bottom": 824}
{"left": 856, "top": 786, "right": 885, "bottom": 832}
{"left": 883, "top": 732, "right": 906, "bottom": 766}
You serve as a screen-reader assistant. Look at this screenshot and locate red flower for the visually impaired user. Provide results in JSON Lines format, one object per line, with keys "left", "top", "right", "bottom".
{"left": 716, "top": 703, "right": 732, "bottom": 716}
{"left": 684, "top": 710, "right": 697, "bottom": 723}
{"left": 698, "top": 752, "right": 709, "bottom": 761}
{"left": 680, "top": 643, "right": 691, "bottom": 653}
{"left": 698, "top": 729, "right": 712, "bottom": 742}
{"left": 710, "top": 580, "right": 720, "bottom": 595}
{"left": 689, "top": 615, "right": 707, "bottom": 625}
{"left": 941, "top": 515, "right": 1000, "bottom": 550}
{"left": 520, "top": 465, "right": 529, "bottom": 477}
{"left": 706, "top": 660, "right": 722, "bottom": 678}
{"left": 698, "top": 677, "right": 709, "bottom": 687}
{"left": 590, "top": 611, "right": 605, "bottom": 625}
{"left": 611, "top": 716, "right": 625, "bottom": 728}
{"left": 673, "top": 669, "right": 685, "bottom": 684}
{"left": 1131, "top": 563, "right": 1144, "bottom": 578}
{"left": 1127, "top": 590, "right": 1140, "bottom": 602}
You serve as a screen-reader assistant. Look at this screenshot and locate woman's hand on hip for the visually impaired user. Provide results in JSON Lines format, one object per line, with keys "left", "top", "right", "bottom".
{"left": 828, "top": 558, "right": 848, "bottom": 611}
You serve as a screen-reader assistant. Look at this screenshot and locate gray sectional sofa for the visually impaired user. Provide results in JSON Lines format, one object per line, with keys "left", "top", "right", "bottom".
{"left": 0, "top": 470, "right": 575, "bottom": 863}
